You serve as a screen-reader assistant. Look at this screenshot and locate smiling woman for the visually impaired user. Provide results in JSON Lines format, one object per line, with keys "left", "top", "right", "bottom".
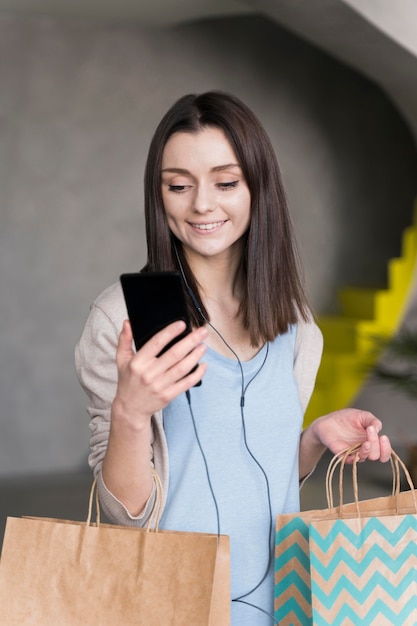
{"left": 75, "top": 90, "right": 392, "bottom": 626}
{"left": 143, "top": 92, "right": 310, "bottom": 345}
{"left": 161, "top": 127, "right": 251, "bottom": 268}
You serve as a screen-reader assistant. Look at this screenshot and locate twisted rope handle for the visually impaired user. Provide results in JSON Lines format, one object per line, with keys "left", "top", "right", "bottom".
{"left": 325, "top": 445, "right": 417, "bottom": 517}
{"left": 86, "top": 476, "right": 101, "bottom": 527}
{"left": 147, "top": 468, "right": 164, "bottom": 532}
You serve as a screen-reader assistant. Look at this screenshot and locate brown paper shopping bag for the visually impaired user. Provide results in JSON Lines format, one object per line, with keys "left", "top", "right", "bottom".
{"left": 0, "top": 472, "right": 230, "bottom": 626}
{"left": 275, "top": 447, "right": 417, "bottom": 626}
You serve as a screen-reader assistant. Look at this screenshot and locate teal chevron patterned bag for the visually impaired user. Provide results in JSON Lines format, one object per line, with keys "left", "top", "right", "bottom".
{"left": 309, "top": 450, "right": 417, "bottom": 625}
{"left": 310, "top": 514, "right": 417, "bottom": 625}
{"left": 275, "top": 447, "right": 417, "bottom": 626}
{"left": 275, "top": 512, "right": 313, "bottom": 624}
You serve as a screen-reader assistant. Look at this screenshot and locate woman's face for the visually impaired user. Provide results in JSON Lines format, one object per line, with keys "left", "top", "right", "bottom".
{"left": 161, "top": 127, "right": 251, "bottom": 265}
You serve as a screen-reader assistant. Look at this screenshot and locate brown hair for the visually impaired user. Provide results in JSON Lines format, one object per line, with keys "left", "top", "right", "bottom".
{"left": 143, "top": 91, "right": 310, "bottom": 345}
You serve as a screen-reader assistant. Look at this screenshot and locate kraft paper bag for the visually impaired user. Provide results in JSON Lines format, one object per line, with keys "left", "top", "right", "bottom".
{"left": 275, "top": 447, "right": 417, "bottom": 626}
{"left": 0, "top": 473, "right": 230, "bottom": 626}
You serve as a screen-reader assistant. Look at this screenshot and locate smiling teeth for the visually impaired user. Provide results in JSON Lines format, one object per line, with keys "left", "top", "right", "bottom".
{"left": 193, "top": 221, "right": 224, "bottom": 230}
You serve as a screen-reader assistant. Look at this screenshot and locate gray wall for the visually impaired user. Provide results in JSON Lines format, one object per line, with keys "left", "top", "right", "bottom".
{"left": 1, "top": 13, "right": 416, "bottom": 476}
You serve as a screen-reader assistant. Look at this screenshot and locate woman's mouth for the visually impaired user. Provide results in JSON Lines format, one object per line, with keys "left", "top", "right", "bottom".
{"left": 190, "top": 220, "right": 226, "bottom": 231}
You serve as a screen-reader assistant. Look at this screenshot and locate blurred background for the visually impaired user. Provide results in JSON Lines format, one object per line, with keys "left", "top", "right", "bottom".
{"left": 1, "top": 0, "right": 417, "bottom": 530}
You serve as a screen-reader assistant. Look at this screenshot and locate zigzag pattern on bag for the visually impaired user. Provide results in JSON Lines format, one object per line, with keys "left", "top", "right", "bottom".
{"left": 310, "top": 598, "right": 417, "bottom": 626}
{"left": 310, "top": 515, "right": 417, "bottom": 626}
{"left": 274, "top": 516, "right": 313, "bottom": 625}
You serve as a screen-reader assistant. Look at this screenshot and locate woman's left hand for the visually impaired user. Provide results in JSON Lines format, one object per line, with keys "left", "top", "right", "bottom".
{"left": 310, "top": 408, "right": 392, "bottom": 463}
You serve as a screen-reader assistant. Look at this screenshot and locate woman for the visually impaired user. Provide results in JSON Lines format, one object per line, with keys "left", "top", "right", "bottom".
{"left": 76, "top": 91, "right": 391, "bottom": 624}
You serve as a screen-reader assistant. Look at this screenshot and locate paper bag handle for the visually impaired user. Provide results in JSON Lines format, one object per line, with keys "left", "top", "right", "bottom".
{"left": 147, "top": 468, "right": 164, "bottom": 531}
{"left": 326, "top": 444, "right": 417, "bottom": 517}
{"left": 86, "top": 476, "right": 100, "bottom": 526}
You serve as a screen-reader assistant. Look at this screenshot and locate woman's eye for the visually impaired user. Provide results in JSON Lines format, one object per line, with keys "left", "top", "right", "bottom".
{"left": 218, "top": 181, "right": 239, "bottom": 190}
{"left": 168, "top": 185, "right": 188, "bottom": 193}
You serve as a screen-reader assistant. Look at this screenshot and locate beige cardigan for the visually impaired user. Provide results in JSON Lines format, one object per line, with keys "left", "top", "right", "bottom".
{"left": 75, "top": 281, "right": 323, "bottom": 527}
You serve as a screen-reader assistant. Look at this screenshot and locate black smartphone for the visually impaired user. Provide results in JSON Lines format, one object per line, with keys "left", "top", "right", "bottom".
{"left": 120, "top": 271, "right": 201, "bottom": 384}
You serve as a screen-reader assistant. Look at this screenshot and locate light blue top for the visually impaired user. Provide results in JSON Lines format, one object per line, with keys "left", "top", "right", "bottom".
{"left": 160, "top": 326, "right": 304, "bottom": 625}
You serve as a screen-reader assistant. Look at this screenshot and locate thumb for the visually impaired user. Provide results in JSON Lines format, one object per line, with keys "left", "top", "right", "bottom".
{"left": 116, "top": 320, "right": 135, "bottom": 364}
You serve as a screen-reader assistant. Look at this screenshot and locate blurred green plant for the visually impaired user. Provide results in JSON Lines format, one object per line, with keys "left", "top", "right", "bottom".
{"left": 370, "top": 329, "right": 417, "bottom": 485}
{"left": 372, "top": 330, "right": 417, "bottom": 399}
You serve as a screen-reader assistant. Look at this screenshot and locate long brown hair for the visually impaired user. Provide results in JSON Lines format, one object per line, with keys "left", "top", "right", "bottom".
{"left": 143, "top": 91, "right": 310, "bottom": 345}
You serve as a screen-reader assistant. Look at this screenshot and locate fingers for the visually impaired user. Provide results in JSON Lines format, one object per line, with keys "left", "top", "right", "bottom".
{"left": 139, "top": 322, "right": 208, "bottom": 378}
{"left": 116, "top": 320, "right": 135, "bottom": 366}
{"left": 378, "top": 435, "right": 392, "bottom": 463}
{"left": 164, "top": 360, "right": 208, "bottom": 398}
{"left": 113, "top": 320, "right": 208, "bottom": 420}
{"left": 138, "top": 320, "right": 202, "bottom": 357}
{"left": 156, "top": 340, "right": 207, "bottom": 392}
{"left": 358, "top": 426, "right": 392, "bottom": 463}
{"left": 139, "top": 320, "right": 187, "bottom": 359}
{"left": 120, "top": 320, "right": 208, "bottom": 391}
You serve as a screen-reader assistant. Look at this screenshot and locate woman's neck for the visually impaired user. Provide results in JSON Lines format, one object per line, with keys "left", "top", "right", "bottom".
{"left": 185, "top": 250, "right": 243, "bottom": 303}
{"left": 184, "top": 250, "right": 264, "bottom": 361}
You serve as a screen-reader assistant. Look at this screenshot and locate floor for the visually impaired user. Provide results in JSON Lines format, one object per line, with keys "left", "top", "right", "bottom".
{"left": 0, "top": 449, "right": 401, "bottom": 552}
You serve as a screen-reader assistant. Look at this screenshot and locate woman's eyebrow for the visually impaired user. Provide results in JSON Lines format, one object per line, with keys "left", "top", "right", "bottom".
{"left": 211, "top": 163, "right": 241, "bottom": 172}
{"left": 161, "top": 163, "right": 241, "bottom": 174}
{"left": 161, "top": 167, "right": 190, "bottom": 174}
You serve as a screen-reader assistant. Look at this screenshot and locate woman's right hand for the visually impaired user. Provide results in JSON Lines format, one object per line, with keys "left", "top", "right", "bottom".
{"left": 102, "top": 320, "right": 207, "bottom": 516}
{"left": 112, "top": 319, "right": 208, "bottom": 426}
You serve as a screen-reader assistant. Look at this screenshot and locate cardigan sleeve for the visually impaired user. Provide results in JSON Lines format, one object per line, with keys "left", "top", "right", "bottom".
{"left": 293, "top": 317, "right": 323, "bottom": 415}
{"left": 75, "top": 283, "right": 168, "bottom": 527}
{"left": 293, "top": 317, "right": 323, "bottom": 486}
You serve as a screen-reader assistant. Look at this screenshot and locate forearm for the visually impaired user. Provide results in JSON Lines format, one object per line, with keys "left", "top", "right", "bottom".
{"left": 298, "top": 423, "right": 327, "bottom": 481}
{"left": 102, "top": 400, "right": 154, "bottom": 517}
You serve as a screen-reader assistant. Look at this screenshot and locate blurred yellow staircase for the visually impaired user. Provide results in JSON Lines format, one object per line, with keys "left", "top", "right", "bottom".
{"left": 304, "top": 201, "right": 417, "bottom": 425}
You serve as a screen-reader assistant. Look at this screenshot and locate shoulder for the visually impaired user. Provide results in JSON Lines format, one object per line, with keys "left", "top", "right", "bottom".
{"left": 295, "top": 315, "right": 323, "bottom": 357}
{"left": 89, "top": 280, "right": 127, "bottom": 330}
{"left": 293, "top": 314, "right": 323, "bottom": 413}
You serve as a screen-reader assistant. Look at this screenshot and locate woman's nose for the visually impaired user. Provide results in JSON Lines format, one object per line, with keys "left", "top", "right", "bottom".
{"left": 192, "top": 184, "right": 215, "bottom": 213}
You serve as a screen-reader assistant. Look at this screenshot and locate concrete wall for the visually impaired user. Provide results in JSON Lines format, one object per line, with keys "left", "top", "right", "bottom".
{"left": 1, "top": 13, "right": 416, "bottom": 476}
{"left": 344, "top": 0, "right": 417, "bottom": 57}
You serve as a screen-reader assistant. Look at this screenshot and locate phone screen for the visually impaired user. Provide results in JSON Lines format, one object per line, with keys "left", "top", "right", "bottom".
{"left": 120, "top": 271, "right": 192, "bottom": 355}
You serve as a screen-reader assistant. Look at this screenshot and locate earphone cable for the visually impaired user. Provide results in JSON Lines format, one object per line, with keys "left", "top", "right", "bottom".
{"left": 185, "top": 389, "right": 221, "bottom": 538}
{"left": 192, "top": 312, "right": 275, "bottom": 603}
{"left": 174, "top": 240, "right": 278, "bottom": 622}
